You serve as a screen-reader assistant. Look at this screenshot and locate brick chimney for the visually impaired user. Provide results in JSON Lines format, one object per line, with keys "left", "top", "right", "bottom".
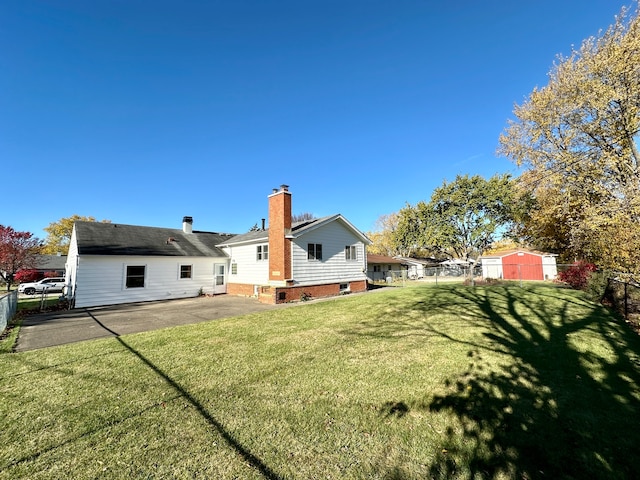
{"left": 268, "top": 185, "right": 292, "bottom": 283}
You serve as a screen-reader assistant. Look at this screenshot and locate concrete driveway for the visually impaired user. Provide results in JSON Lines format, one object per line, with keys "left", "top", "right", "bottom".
{"left": 15, "top": 295, "right": 283, "bottom": 352}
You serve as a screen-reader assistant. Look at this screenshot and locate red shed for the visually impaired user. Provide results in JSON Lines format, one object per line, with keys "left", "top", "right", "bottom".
{"left": 480, "top": 249, "right": 558, "bottom": 281}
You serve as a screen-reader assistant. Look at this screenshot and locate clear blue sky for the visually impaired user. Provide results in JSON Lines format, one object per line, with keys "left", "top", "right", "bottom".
{"left": 1, "top": 0, "right": 628, "bottom": 240}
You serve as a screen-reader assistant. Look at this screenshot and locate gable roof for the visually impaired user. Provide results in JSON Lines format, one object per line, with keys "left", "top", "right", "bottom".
{"left": 396, "top": 256, "right": 442, "bottom": 266}
{"left": 219, "top": 214, "right": 372, "bottom": 247}
{"left": 480, "top": 248, "right": 558, "bottom": 259}
{"left": 34, "top": 254, "right": 67, "bottom": 270}
{"left": 73, "top": 221, "right": 235, "bottom": 257}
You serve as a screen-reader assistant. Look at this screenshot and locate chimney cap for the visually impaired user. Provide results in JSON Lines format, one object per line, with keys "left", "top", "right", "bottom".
{"left": 182, "top": 216, "right": 193, "bottom": 224}
{"left": 280, "top": 184, "right": 289, "bottom": 192}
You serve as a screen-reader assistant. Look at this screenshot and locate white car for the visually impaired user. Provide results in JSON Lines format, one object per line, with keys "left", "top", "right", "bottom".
{"left": 18, "top": 277, "right": 66, "bottom": 295}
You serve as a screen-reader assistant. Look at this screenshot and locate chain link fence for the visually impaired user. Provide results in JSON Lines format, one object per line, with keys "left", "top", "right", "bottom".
{"left": 369, "top": 262, "right": 579, "bottom": 287}
{"left": 1, "top": 291, "right": 18, "bottom": 333}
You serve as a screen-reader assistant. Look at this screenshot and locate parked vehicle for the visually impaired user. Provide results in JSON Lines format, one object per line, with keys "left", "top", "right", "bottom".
{"left": 18, "top": 277, "right": 66, "bottom": 295}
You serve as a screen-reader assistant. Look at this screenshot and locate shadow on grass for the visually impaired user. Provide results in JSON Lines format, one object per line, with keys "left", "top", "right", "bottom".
{"left": 83, "top": 311, "right": 283, "bottom": 480}
{"left": 360, "top": 284, "right": 640, "bottom": 479}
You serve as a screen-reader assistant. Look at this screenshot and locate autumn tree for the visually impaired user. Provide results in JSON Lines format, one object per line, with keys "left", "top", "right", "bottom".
{"left": 366, "top": 213, "right": 415, "bottom": 257}
{"left": 394, "top": 174, "right": 516, "bottom": 262}
{"left": 0, "top": 226, "right": 42, "bottom": 291}
{"left": 499, "top": 4, "right": 640, "bottom": 274}
{"left": 42, "top": 215, "right": 110, "bottom": 254}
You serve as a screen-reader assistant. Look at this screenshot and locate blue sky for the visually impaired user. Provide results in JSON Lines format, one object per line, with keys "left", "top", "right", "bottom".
{"left": 1, "top": 0, "right": 628, "bottom": 240}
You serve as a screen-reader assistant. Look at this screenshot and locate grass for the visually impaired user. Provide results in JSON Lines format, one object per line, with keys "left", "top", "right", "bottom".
{"left": 1, "top": 283, "right": 639, "bottom": 479}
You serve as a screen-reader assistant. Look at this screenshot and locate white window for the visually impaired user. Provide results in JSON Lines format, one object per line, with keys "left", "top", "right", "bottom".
{"left": 180, "top": 265, "right": 192, "bottom": 279}
{"left": 257, "top": 244, "right": 269, "bottom": 261}
{"left": 345, "top": 245, "right": 357, "bottom": 260}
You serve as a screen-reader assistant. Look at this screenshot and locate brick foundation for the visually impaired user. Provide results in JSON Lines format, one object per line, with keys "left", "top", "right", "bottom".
{"left": 228, "top": 280, "right": 368, "bottom": 304}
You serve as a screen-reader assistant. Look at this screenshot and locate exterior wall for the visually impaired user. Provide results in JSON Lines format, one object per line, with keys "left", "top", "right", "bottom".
{"left": 226, "top": 282, "right": 257, "bottom": 297}
{"left": 222, "top": 243, "right": 270, "bottom": 286}
{"left": 502, "top": 252, "right": 543, "bottom": 281}
{"left": 367, "top": 263, "right": 406, "bottom": 282}
{"left": 405, "top": 262, "right": 425, "bottom": 279}
{"left": 70, "top": 255, "right": 228, "bottom": 308}
{"left": 542, "top": 256, "right": 558, "bottom": 280}
{"left": 258, "top": 279, "right": 368, "bottom": 304}
{"left": 481, "top": 258, "right": 503, "bottom": 279}
{"left": 290, "top": 221, "right": 368, "bottom": 286}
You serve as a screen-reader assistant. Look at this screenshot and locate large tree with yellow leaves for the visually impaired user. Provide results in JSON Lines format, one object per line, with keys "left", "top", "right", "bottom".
{"left": 499, "top": 4, "right": 640, "bottom": 275}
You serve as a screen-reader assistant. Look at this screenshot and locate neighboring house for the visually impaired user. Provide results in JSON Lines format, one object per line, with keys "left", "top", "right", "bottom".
{"left": 33, "top": 254, "right": 67, "bottom": 277}
{"left": 366, "top": 254, "right": 408, "bottom": 282}
{"left": 439, "top": 258, "right": 474, "bottom": 276}
{"left": 480, "top": 248, "right": 558, "bottom": 281}
{"left": 65, "top": 185, "right": 372, "bottom": 308}
{"left": 396, "top": 257, "right": 440, "bottom": 279}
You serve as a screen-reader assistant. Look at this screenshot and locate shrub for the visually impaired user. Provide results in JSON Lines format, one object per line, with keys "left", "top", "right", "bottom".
{"left": 557, "top": 261, "right": 597, "bottom": 290}
{"left": 14, "top": 269, "right": 39, "bottom": 283}
{"left": 585, "top": 270, "right": 611, "bottom": 302}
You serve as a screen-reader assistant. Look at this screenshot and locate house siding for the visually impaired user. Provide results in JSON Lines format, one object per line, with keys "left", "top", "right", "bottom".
{"left": 71, "top": 255, "right": 226, "bottom": 308}
{"left": 291, "top": 221, "right": 367, "bottom": 286}
{"left": 222, "top": 243, "right": 270, "bottom": 286}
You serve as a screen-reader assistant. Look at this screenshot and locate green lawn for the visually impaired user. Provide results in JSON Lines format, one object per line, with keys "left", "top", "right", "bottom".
{"left": 1, "top": 283, "right": 639, "bottom": 479}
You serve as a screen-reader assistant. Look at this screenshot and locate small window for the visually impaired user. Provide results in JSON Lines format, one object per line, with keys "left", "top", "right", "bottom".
{"left": 345, "top": 245, "right": 357, "bottom": 260}
{"left": 257, "top": 244, "right": 269, "bottom": 261}
{"left": 231, "top": 263, "right": 237, "bottom": 275}
{"left": 373, "top": 265, "right": 381, "bottom": 272}
{"left": 307, "top": 243, "right": 323, "bottom": 261}
{"left": 340, "top": 283, "right": 349, "bottom": 292}
{"left": 126, "top": 265, "right": 145, "bottom": 288}
{"left": 180, "top": 265, "right": 192, "bottom": 279}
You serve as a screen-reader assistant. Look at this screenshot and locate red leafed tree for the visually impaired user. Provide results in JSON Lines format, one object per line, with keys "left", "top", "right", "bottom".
{"left": 0, "top": 225, "right": 42, "bottom": 292}
{"left": 14, "top": 269, "right": 39, "bottom": 283}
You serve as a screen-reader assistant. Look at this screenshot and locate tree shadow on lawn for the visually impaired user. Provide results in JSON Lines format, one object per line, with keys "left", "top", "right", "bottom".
{"left": 357, "top": 284, "right": 640, "bottom": 479}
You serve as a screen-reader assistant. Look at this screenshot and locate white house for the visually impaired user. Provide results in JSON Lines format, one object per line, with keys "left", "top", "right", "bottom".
{"left": 65, "top": 218, "right": 233, "bottom": 308}
{"left": 366, "top": 254, "right": 408, "bottom": 282}
{"left": 65, "top": 185, "right": 371, "bottom": 308}
{"left": 218, "top": 185, "right": 371, "bottom": 303}
{"left": 395, "top": 257, "right": 441, "bottom": 279}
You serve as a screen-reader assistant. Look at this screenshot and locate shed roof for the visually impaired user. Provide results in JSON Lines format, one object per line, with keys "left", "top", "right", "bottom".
{"left": 480, "top": 248, "right": 557, "bottom": 259}
{"left": 367, "top": 254, "right": 406, "bottom": 265}
{"left": 74, "top": 221, "right": 235, "bottom": 257}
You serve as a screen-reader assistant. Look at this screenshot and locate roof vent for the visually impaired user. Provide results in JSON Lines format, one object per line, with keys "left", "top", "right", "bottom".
{"left": 182, "top": 216, "right": 193, "bottom": 234}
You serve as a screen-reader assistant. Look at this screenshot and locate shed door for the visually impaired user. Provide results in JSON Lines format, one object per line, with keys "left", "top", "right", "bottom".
{"left": 213, "top": 263, "right": 226, "bottom": 294}
{"left": 502, "top": 253, "right": 543, "bottom": 280}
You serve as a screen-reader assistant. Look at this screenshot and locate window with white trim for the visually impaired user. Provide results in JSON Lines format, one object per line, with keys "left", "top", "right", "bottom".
{"left": 257, "top": 244, "right": 269, "bottom": 261}
{"left": 180, "top": 265, "right": 192, "bottom": 279}
{"left": 307, "top": 243, "right": 322, "bottom": 261}
{"left": 345, "top": 245, "right": 357, "bottom": 260}
{"left": 126, "top": 265, "right": 146, "bottom": 288}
